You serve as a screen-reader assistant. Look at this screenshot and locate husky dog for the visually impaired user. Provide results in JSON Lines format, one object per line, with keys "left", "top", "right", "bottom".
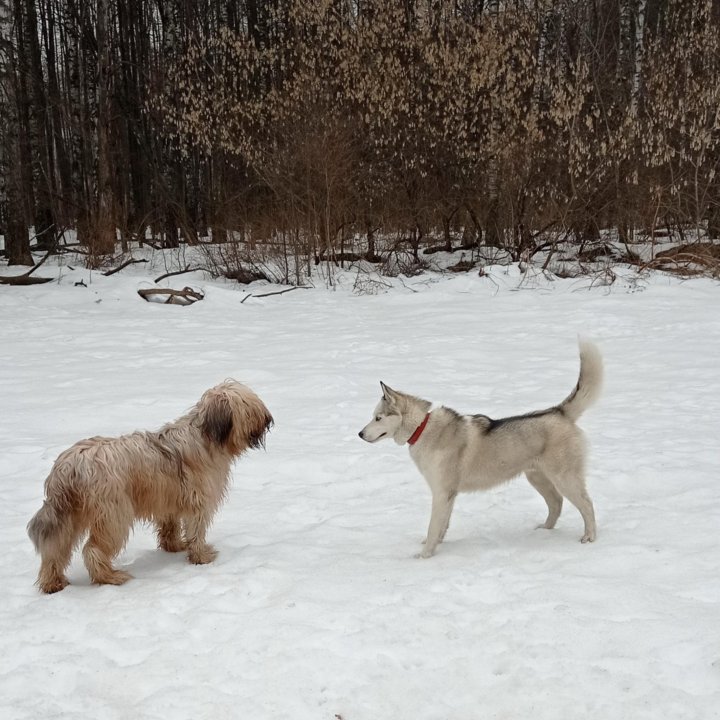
{"left": 28, "top": 381, "right": 273, "bottom": 593}
{"left": 359, "top": 341, "right": 602, "bottom": 558}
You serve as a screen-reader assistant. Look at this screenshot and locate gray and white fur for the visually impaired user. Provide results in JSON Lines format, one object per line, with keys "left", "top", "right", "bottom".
{"left": 359, "top": 341, "right": 603, "bottom": 558}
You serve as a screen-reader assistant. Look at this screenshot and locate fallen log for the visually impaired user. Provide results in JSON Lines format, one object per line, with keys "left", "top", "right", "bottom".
{"left": 137, "top": 286, "right": 204, "bottom": 305}
{"left": 0, "top": 246, "right": 55, "bottom": 285}
{"left": 0, "top": 274, "right": 54, "bottom": 285}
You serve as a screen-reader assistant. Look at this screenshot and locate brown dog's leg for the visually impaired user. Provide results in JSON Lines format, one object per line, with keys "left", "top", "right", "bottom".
{"left": 156, "top": 517, "right": 186, "bottom": 552}
{"left": 30, "top": 502, "right": 80, "bottom": 593}
{"left": 82, "top": 519, "right": 133, "bottom": 586}
{"left": 184, "top": 512, "right": 218, "bottom": 565}
{"left": 37, "top": 531, "right": 75, "bottom": 594}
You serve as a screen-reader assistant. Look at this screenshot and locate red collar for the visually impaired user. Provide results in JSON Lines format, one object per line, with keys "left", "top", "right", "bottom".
{"left": 407, "top": 413, "right": 431, "bottom": 446}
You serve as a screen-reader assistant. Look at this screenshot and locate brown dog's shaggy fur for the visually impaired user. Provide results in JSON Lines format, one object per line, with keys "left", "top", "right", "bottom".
{"left": 27, "top": 380, "right": 273, "bottom": 593}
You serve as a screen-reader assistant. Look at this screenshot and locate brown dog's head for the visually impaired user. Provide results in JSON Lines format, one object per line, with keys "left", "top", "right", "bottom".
{"left": 198, "top": 380, "right": 273, "bottom": 456}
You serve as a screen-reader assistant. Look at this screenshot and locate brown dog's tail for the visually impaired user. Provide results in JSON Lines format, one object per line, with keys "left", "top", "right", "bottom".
{"left": 27, "top": 499, "right": 70, "bottom": 553}
{"left": 558, "top": 340, "right": 603, "bottom": 422}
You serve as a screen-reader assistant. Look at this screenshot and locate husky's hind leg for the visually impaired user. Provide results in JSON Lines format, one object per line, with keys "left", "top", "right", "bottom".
{"left": 540, "top": 436, "right": 596, "bottom": 543}
{"left": 560, "top": 482, "right": 596, "bottom": 543}
{"left": 548, "top": 473, "right": 596, "bottom": 543}
{"left": 527, "top": 470, "right": 563, "bottom": 530}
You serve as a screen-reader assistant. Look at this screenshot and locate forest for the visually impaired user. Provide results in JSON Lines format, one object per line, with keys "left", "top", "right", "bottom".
{"left": 1, "top": 0, "right": 719, "bottom": 280}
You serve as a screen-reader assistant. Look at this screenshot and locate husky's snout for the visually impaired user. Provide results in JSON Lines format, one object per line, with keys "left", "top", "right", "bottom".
{"left": 358, "top": 428, "right": 386, "bottom": 443}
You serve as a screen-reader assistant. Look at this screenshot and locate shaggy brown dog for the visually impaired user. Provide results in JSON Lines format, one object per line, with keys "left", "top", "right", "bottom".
{"left": 27, "top": 380, "right": 273, "bottom": 593}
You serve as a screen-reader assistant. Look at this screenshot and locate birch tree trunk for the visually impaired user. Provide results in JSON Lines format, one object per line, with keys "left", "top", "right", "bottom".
{"left": 630, "top": 0, "right": 647, "bottom": 117}
{"left": 0, "top": 0, "right": 32, "bottom": 264}
{"left": 94, "top": 0, "right": 116, "bottom": 257}
{"left": 64, "top": 0, "right": 87, "bottom": 239}
{"left": 42, "top": 0, "right": 71, "bottom": 223}
{"left": 618, "top": 0, "right": 633, "bottom": 87}
{"left": 484, "top": 0, "right": 501, "bottom": 248}
{"left": 23, "top": 0, "right": 56, "bottom": 249}
{"left": 157, "top": 0, "right": 181, "bottom": 248}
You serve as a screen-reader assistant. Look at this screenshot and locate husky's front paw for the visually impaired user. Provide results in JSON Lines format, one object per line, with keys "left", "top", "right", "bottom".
{"left": 414, "top": 548, "right": 435, "bottom": 559}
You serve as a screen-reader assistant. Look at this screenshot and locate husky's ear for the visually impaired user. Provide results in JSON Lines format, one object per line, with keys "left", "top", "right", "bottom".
{"left": 380, "top": 381, "right": 397, "bottom": 403}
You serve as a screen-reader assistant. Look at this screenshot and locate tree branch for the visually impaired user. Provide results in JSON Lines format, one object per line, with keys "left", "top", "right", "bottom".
{"left": 245, "top": 286, "right": 312, "bottom": 300}
{"left": 103, "top": 258, "right": 148, "bottom": 276}
{"left": 154, "top": 265, "right": 203, "bottom": 283}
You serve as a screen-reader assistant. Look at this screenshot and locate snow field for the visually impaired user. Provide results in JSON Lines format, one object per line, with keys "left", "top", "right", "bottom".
{"left": 0, "top": 261, "right": 718, "bottom": 719}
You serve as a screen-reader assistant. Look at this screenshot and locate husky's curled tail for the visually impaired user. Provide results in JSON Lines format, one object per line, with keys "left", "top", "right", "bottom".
{"left": 558, "top": 340, "right": 603, "bottom": 422}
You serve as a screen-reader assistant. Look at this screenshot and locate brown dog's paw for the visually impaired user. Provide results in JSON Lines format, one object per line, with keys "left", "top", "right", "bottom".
{"left": 188, "top": 545, "right": 218, "bottom": 565}
{"left": 159, "top": 537, "right": 187, "bottom": 553}
{"left": 39, "top": 576, "right": 69, "bottom": 594}
{"left": 92, "top": 569, "right": 133, "bottom": 586}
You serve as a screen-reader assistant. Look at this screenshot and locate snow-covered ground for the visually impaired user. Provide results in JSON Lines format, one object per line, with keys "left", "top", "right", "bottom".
{"left": 1, "top": 257, "right": 718, "bottom": 719}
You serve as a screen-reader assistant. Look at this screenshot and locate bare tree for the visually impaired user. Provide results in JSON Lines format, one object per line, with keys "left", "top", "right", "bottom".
{"left": 1, "top": 0, "right": 719, "bottom": 278}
